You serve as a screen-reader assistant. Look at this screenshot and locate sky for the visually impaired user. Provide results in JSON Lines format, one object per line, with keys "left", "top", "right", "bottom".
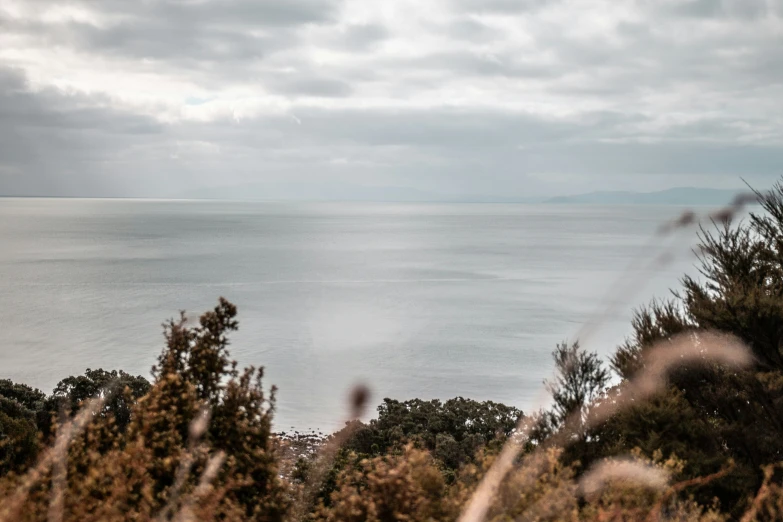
{"left": 0, "top": 0, "right": 781, "bottom": 200}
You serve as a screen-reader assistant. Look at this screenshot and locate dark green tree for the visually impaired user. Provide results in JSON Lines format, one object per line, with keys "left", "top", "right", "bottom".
{"left": 0, "top": 380, "right": 48, "bottom": 472}
{"left": 344, "top": 396, "right": 523, "bottom": 472}
{"left": 0, "top": 380, "right": 46, "bottom": 411}
{"left": 589, "top": 180, "right": 783, "bottom": 517}
{"left": 544, "top": 341, "right": 609, "bottom": 429}
{"left": 50, "top": 368, "right": 151, "bottom": 432}
{"left": 0, "top": 395, "right": 40, "bottom": 475}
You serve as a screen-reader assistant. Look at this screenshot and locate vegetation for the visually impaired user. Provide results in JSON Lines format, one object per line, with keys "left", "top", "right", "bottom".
{"left": 1, "top": 300, "right": 289, "bottom": 521}
{"left": 343, "top": 397, "right": 522, "bottom": 472}
{"left": 3, "top": 181, "right": 783, "bottom": 520}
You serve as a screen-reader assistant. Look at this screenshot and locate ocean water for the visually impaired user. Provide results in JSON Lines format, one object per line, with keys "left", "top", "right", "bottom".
{"left": 0, "top": 198, "right": 705, "bottom": 431}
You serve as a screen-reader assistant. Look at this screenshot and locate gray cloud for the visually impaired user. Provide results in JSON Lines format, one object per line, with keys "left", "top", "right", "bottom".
{"left": 661, "top": 0, "right": 777, "bottom": 20}
{"left": 0, "top": 67, "right": 168, "bottom": 196}
{"left": 454, "top": 0, "right": 555, "bottom": 14}
{"left": 445, "top": 18, "right": 499, "bottom": 43}
{"left": 265, "top": 75, "right": 353, "bottom": 97}
{"left": 74, "top": 22, "right": 283, "bottom": 62}
{"left": 399, "top": 51, "right": 563, "bottom": 80}
{"left": 21, "top": 0, "right": 340, "bottom": 27}
{"left": 0, "top": 0, "right": 781, "bottom": 199}
{"left": 0, "top": 9, "right": 301, "bottom": 87}
{"left": 338, "top": 23, "right": 390, "bottom": 50}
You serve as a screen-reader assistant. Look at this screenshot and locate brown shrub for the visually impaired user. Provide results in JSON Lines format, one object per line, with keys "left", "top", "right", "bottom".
{"left": 0, "top": 298, "right": 289, "bottom": 522}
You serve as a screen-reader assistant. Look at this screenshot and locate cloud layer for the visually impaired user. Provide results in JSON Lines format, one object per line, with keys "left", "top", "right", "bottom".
{"left": 1, "top": 0, "right": 781, "bottom": 198}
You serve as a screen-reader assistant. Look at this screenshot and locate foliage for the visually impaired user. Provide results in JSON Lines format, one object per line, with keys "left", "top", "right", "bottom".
{"left": 577, "top": 181, "right": 783, "bottom": 517}
{"left": 0, "top": 298, "right": 289, "bottom": 522}
{"left": 314, "top": 445, "right": 458, "bottom": 522}
{"left": 544, "top": 341, "right": 609, "bottom": 429}
{"left": 0, "top": 380, "right": 46, "bottom": 412}
{"left": 610, "top": 299, "right": 691, "bottom": 380}
{"left": 0, "top": 380, "right": 47, "bottom": 473}
{"left": 0, "top": 396, "right": 40, "bottom": 475}
{"left": 344, "top": 397, "right": 523, "bottom": 471}
{"left": 50, "top": 368, "right": 151, "bottom": 432}
{"left": 316, "top": 444, "right": 730, "bottom": 522}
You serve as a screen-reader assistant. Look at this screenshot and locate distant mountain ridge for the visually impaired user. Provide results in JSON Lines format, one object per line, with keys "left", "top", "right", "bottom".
{"left": 545, "top": 187, "right": 750, "bottom": 206}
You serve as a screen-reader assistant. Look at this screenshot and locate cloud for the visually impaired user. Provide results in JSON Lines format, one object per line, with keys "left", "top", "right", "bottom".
{"left": 337, "top": 23, "right": 389, "bottom": 50}
{"left": 453, "top": 0, "right": 555, "bottom": 14}
{"left": 0, "top": 66, "right": 170, "bottom": 196}
{"left": 265, "top": 75, "right": 353, "bottom": 97}
{"left": 0, "top": 0, "right": 781, "bottom": 198}
{"left": 660, "top": 0, "right": 776, "bottom": 20}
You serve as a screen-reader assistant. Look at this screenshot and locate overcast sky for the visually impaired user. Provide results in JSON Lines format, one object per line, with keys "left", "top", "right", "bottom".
{"left": 0, "top": 0, "right": 781, "bottom": 199}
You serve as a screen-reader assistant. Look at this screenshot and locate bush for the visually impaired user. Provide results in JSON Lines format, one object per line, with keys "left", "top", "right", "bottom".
{"left": 345, "top": 397, "right": 523, "bottom": 471}
{"left": 0, "top": 298, "right": 289, "bottom": 522}
{"left": 0, "top": 395, "right": 40, "bottom": 475}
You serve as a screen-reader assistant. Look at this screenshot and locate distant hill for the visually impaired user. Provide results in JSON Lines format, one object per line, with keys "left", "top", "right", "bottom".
{"left": 545, "top": 187, "right": 751, "bottom": 206}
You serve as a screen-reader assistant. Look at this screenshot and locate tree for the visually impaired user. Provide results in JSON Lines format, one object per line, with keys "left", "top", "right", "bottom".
{"left": 544, "top": 341, "right": 609, "bottom": 429}
{"left": 610, "top": 300, "right": 691, "bottom": 381}
{"left": 0, "top": 379, "right": 50, "bottom": 440}
{"left": 344, "top": 397, "right": 523, "bottom": 471}
{"left": 593, "top": 180, "right": 783, "bottom": 517}
{"left": 0, "top": 298, "right": 290, "bottom": 522}
{"left": 0, "top": 395, "right": 40, "bottom": 474}
{"left": 138, "top": 297, "right": 290, "bottom": 520}
{"left": 0, "top": 380, "right": 46, "bottom": 411}
{"left": 50, "top": 368, "right": 151, "bottom": 431}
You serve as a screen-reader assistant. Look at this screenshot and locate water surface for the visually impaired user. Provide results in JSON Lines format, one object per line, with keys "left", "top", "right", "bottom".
{"left": 0, "top": 198, "right": 703, "bottom": 431}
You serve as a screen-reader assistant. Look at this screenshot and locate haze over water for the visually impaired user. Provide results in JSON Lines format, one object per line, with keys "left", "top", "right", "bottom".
{"left": 0, "top": 198, "right": 702, "bottom": 431}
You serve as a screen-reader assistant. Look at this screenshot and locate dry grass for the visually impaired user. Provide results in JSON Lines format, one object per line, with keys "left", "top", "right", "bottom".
{"left": 458, "top": 330, "right": 752, "bottom": 522}
{"left": 457, "top": 193, "right": 763, "bottom": 522}
{"left": 579, "top": 458, "right": 670, "bottom": 498}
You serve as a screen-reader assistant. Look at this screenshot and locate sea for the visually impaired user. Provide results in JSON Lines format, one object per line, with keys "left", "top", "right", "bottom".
{"left": 0, "top": 198, "right": 709, "bottom": 432}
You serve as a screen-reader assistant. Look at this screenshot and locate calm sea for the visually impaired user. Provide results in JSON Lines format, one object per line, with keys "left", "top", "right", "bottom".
{"left": 0, "top": 198, "right": 703, "bottom": 431}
